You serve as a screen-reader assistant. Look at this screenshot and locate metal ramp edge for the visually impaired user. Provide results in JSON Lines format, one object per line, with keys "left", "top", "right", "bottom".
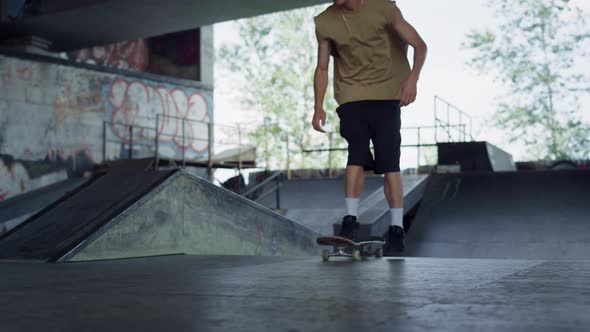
{"left": 0, "top": 174, "right": 105, "bottom": 242}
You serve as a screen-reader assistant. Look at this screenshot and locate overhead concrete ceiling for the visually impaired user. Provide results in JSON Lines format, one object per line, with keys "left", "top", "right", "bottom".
{"left": 0, "top": 0, "right": 331, "bottom": 51}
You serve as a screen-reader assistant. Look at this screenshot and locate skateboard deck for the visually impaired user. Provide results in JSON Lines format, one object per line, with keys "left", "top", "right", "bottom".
{"left": 316, "top": 236, "right": 385, "bottom": 261}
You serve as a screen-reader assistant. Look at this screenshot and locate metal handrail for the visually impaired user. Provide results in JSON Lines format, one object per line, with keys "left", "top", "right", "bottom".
{"left": 242, "top": 171, "right": 285, "bottom": 209}
{"left": 321, "top": 124, "right": 465, "bottom": 136}
{"left": 243, "top": 171, "right": 284, "bottom": 198}
{"left": 156, "top": 114, "right": 209, "bottom": 124}
{"left": 105, "top": 122, "right": 207, "bottom": 143}
{"left": 435, "top": 96, "right": 472, "bottom": 122}
{"left": 298, "top": 96, "right": 474, "bottom": 170}
{"left": 434, "top": 95, "right": 473, "bottom": 142}
{"left": 302, "top": 144, "right": 438, "bottom": 153}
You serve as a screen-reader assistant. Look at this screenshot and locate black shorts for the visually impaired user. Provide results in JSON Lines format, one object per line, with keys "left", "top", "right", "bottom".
{"left": 336, "top": 100, "right": 401, "bottom": 174}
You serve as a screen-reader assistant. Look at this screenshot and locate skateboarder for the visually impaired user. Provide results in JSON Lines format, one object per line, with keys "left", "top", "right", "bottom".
{"left": 312, "top": 0, "right": 427, "bottom": 254}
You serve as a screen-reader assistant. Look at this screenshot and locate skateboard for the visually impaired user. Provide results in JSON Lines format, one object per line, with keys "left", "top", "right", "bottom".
{"left": 316, "top": 236, "right": 385, "bottom": 261}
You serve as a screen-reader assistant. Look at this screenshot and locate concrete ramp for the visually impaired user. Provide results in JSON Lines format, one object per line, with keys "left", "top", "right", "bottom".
{"left": 405, "top": 170, "right": 590, "bottom": 260}
{"left": 71, "top": 172, "right": 318, "bottom": 261}
{"left": 0, "top": 170, "right": 318, "bottom": 262}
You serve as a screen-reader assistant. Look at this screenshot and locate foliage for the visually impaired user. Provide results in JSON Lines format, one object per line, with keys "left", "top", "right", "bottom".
{"left": 217, "top": 6, "right": 346, "bottom": 170}
{"left": 464, "top": 0, "right": 590, "bottom": 159}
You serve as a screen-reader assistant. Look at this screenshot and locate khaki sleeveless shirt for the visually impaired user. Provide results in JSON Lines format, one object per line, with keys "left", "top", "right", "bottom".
{"left": 315, "top": 0, "right": 411, "bottom": 105}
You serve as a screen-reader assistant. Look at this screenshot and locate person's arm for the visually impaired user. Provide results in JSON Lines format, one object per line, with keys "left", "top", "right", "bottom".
{"left": 391, "top": 4, "right": 427, "bottom": 106}
{"left": 312, "top": 30, "right": 331, "bottom": 133}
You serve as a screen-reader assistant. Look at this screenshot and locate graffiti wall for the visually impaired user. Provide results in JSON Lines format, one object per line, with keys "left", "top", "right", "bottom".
{"left": 73, "top": 39, "right": 150, "bottom": 72}
{"left": 70, "top": 29, "right": 201, "bottom": 81}
{"left": 107, "top": 78, "right": 210, "bottom": 158}
{"left": 0, "top": 54, "right": 213, "bottom": 201}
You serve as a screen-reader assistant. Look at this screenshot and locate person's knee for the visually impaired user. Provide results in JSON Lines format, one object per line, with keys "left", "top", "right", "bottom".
{"left": 346, "top": 165, "right": 365, "bottom": 172}
{"left": 384, "top": 172, "right": 402, "bottom": 181}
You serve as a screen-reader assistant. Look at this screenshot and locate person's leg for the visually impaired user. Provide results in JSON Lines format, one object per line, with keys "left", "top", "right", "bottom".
{"left": 344, "top": 165, "right": 364, "bottom": 217}
{"left": 384, "top": 172, "right": 403, "bottom": 208}
{"left": 384, "top": 172, "right": 404, "bottom": 228}
{"left": 337, "top": 101, "right": 374, "bottom": 239}
{"left": 371, "top": 100, "right": 405, "bottom": 252}
{"left": 345, "top": 165, "right": 365, "bottom": 199}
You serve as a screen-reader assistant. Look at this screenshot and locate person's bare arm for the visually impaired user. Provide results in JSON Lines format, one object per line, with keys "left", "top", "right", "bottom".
{"left": 392, "top": 5, "right": 427, "bottom": 106}
{"left": 312, "top": 30, "right": 331, "bottom": 133}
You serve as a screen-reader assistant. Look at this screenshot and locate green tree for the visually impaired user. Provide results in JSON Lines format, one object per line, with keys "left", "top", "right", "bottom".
{"left": 464, "top": 0, "right": 590, "bottom": 159}
{"left": 217, "top": 6, "right": 346, "bottom": 170}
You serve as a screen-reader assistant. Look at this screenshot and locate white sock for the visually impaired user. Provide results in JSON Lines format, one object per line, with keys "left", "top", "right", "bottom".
{"left": 345, "top": 198, "right": 360, "bottom": 217}
{"left": 390, "top": 208, "right": 404, "bottom": 228}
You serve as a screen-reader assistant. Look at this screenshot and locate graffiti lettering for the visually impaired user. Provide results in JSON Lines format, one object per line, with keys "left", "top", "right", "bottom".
{"left": 74, "top": 40, "right": 149, "bottom": 72}
{"left": 107, "top": 78, "right": 211, "bottom": 155}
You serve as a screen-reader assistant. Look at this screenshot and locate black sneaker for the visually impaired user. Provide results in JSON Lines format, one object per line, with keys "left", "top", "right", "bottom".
{"left": 338, "top": 215, "right": 359, "bottom": 241}
{"left": 385, "top": 225, "right": 405, "bottom": 255}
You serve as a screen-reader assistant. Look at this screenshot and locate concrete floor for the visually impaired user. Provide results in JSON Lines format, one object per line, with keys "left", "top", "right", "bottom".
{"left": 1, "top": 255, "right": 589, "bottom": 331}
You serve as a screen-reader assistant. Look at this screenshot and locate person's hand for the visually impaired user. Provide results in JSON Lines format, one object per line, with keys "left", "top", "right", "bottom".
{"left": 399, "top": 75, "right": 418, "bottom": 107}
{"left": 312, "top": 108, "right": 327, "bottom": 133}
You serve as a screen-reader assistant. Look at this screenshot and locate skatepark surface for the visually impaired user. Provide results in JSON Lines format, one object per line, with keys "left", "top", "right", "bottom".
{"left": 1, "top": 254, "right": 589, "bottom": 331}
{"left": 1, "top": 169, "right": 589, "bottom": 331}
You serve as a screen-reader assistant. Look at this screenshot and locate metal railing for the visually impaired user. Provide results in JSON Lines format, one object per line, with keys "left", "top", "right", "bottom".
{"left": 101, "top": 114, "right": 255, "bottom": 179}
{"left": 302, "top": 128, "right": 438, "bottom": 172}
{"left": 102, "top": 121, "right": 159, "bottom": 161}
{"left": 301, "top": 96, "right": 475, "bottom": 171}
{"left": 100, "top": 96, "right": 475, "bottom": 179}
{"left": 243, "top": 171, "right": 285, "bottom": 209}
{"left": 434, "top": 95, "right": 473, "bottom": 143}
{"left": 154, "top": 114, "right": 212, "bottom": 169}
{"left": 214, "top": 122, "right": 254, "bottom": 170}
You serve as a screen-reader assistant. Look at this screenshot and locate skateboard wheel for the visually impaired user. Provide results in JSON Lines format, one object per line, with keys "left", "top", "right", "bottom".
{"left": 375, "top": 248, "right": 383, "bottom": 258}
{"left": 352, "top": 249, "right": 361, "bottom": 261}
{"left": 321, "top": 250, "right": 330, "bottom": 261}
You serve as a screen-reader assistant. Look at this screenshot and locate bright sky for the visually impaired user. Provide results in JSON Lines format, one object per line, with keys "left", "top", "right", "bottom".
{"left": 214, "top": 0, "right": 590, "bottom": 168}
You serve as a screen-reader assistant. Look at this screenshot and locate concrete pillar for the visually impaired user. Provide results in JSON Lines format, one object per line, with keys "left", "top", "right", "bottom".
{"left": 200, "top": 25, "right": 214, "bottom": 162}
{"left": 199, "top": 25, "right": 214, "bottom": 87}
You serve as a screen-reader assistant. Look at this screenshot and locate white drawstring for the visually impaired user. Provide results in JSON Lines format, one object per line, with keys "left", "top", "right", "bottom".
{"left": 341, "top": 12, "right": 353, "bottom": 36}
{"left": 339, "top": 0, "right": 363, "bottom": 37}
